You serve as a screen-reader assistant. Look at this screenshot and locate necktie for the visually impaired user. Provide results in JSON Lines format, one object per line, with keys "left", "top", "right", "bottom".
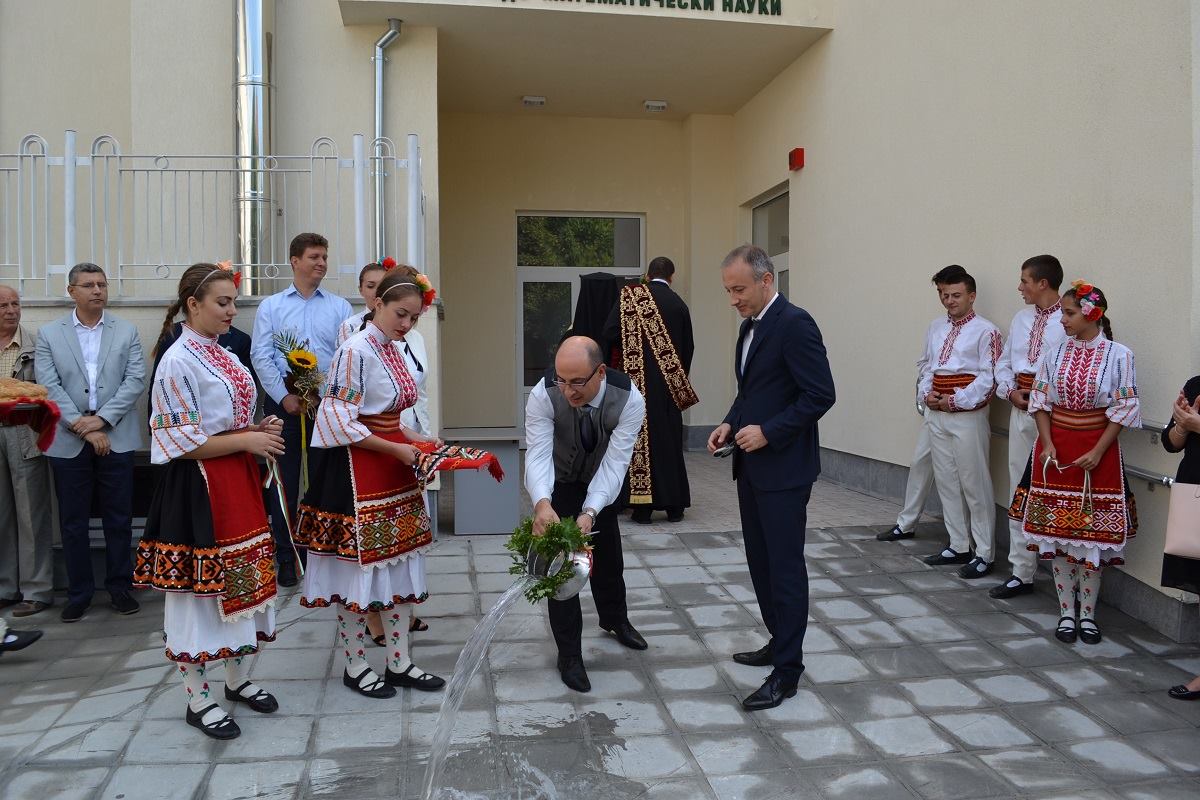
{"left": 579, "top": 407, "right": 597, "bottom": 453}
{"left": 404, "top": 342, "right": 424, "bottom": 373}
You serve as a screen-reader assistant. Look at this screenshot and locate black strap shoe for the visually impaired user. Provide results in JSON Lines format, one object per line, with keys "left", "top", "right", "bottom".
{"left": 732, "top": 640, "right": 773, "bottom": 667}
{"left": 1167, "top": 684, "right": 1200, "bottom": 701}
{"left": 557, "top": 655, "right": 591, "bottom": 693}
{"left": 186, "top": 704, "right": 241, "bottom": 740}
{"left": 923, "top": 548, "right": 972, "bottom": 566}
{"left": 957, "top": 557, "right": 993, "bottom": 579}
{"left": 0, "top": 628, "right": 42, "bottom": 654}
{"left": 988, "top": 575, "right": 1034, "bottom": 599}
{"left": 742, "top": 672, "right": 799, "bottom": 711}
{"left": 224, "top": 680, "right": 279, "bottom": 713}
{"left": 602, "top": 621, "right": 648, "bottom": 651}
{"left": 876, "top": 525, "right": 915, "bottom": 541}
{"left": 343, "top": 667, "right": 397, "bottom": 698}
{"left": 385, "top": 663, "right": 446, "bottom": 691}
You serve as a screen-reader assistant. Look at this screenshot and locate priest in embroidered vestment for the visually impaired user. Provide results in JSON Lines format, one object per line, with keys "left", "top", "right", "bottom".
{"left": 603, "top": 257, "right": 696, "bottom": 523}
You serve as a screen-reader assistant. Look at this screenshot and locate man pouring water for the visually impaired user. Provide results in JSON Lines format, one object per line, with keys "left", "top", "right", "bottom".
{"left": 524, "top": 336, "right": 647, "bottom": 692}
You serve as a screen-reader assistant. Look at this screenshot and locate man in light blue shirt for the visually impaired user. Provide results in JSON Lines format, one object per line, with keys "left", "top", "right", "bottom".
{"left": 251, "top": 232, "right": 351, "bottom": 586}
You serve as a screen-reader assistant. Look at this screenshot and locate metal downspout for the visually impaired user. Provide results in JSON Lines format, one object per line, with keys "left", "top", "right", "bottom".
{"left": 234, "top": 0, "right": 274, "bottom": 295}
{"left": 374, "top": 18, "right": 402, "bottom": 261}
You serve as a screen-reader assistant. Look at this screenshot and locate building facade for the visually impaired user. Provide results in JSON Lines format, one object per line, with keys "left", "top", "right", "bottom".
{"left": 3, "top": 0, "right": 1199, "bottom": 638}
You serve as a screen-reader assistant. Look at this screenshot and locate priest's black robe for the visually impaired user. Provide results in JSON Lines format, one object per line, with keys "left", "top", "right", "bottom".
{"left": 602, "top": 280, "right": 695, "bottom": 512}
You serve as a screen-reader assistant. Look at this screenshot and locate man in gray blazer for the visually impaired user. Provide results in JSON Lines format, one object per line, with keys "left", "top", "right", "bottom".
{"left": 36, "top": 263, "right": 146, "bottom": 623}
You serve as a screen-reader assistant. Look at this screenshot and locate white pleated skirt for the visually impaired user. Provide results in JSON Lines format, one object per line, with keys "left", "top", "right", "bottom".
{"left": 163, "top": 592, "right": 276, "bottom": 663}
{"left": 301, "top": 551, "right": 427, "bottom": 614}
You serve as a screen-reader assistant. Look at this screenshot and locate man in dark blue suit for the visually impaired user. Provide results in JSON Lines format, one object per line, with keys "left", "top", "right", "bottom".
{"left": 708, "top": 244, "right": 836, "bottom": 711}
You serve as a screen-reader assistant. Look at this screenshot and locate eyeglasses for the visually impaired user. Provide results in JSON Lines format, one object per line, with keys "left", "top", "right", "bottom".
{"left": 70, "top": 282, "right": 108, "bottom": 291}
{"left": 552, "top": 363, "right": 601, "bottom": 389}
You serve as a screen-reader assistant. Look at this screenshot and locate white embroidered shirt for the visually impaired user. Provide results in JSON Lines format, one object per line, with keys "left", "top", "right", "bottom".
{"left": 917, "top": 310, "right": 1003, "bottom": 411}
{"left": 148, "top": 324, "right": 257, "bottom": 464}
{"left": 312, "top": 322, "right": 418, "bottom": 448}
{"left": 995, "top": 301, "right": 1065, "bottom": 399}
{"left": 1028, "top": 334, "right": 1140, "bottom": 427}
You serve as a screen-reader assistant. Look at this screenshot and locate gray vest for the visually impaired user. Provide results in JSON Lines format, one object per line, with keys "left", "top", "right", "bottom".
{"left": 544, "top": 367, "right": 633, "bottom": 487}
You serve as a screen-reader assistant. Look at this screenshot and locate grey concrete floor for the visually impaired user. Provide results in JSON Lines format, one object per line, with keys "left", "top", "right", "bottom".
{"left": 2, "top": 452, "right": 1200, "bottom": 799}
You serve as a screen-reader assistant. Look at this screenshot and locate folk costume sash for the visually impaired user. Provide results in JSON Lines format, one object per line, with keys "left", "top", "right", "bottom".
{"left": 618, "top": 283, "right": 698, "bottom": 504}
{"left": 931, "top": 373, "right": 990, "bottom": 410}
{"left": 197, "top": 452, "right": 277, "bottom": 621}
{"left": 1018, "top": 406, "right": 1134, "bottom": 561}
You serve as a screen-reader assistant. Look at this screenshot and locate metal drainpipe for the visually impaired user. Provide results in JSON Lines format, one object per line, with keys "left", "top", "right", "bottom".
{"left": 374, "top": 18, "right": 402, "bottom": 261}
{"left": 234, "top": 0, "right": 274, "bottom": 295}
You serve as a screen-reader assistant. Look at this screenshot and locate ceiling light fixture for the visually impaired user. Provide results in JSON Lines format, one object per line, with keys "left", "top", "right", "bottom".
{"left": 643, "top": 100, "right": 668, "bottom": 113}
{"left": 522, "top": 95, "right": 546, "bottom": 108}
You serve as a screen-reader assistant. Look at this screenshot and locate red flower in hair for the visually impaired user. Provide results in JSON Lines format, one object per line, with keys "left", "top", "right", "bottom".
{"left": 216, "top": 260, "right": 242, "bottom": 289}
{"left": 414, "top": 273, "right": 437, "bottom": 309}
{"left": 381, "top": 257, "right": 397, "bottom": 270}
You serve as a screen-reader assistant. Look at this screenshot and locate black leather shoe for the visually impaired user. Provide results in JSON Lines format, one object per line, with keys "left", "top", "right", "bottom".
{"left": 602, "top": 621, "right": 648, "bottom": 650}
{"left": 733, "top": 640, "right": 774, "bottom": 667}
{"left": 1168, "top": 684, "right": 1200, "bottom": 701}
{"left": 989, "top": 576, "right": 1034, "bottom": 599}
{"left": 923, "top": 548, "right": 972, "bottom": 566}
{"left": 876, "top": 525, "right": 915, "bottom": 541}
{"left": 60, "top": 601, "right": 89, "bottom": 623}
{"left": 742, "top": 672, "right": 799, "bottom": 711}
{"left": 277, "top": 561, "right": 298, "bottom": 588}
{"left": 186, "top": 703, "right": 241, "bottom": 740}
{"left": 631, "top": 510, "right": 653, "bottom": 525}
{"left": 666, "top": 509, "right": 685, "bottom": 523}
{"left": 557, "top": 655, "right": 591, "bottom": 693}
{"left": 110, "top": 592, "right": 140, "bottom": 615}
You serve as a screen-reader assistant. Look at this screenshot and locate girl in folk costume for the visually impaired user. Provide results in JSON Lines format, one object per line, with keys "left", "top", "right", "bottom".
{"left": 1009, "top": 282, "right": 1139, "bottom": 646}
{"left": 337, "top": 260, "right": 433, "bottom": 641}
{"left": 296, "top": 269, "right": 446, "bottom": 698}
{"left": 136, "top": 263, "right": 286, "bottom": 740}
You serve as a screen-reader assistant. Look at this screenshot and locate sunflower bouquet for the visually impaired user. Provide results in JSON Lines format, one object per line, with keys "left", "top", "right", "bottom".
{"left": 272, "top": 330, "right": 325, "bottom": 494}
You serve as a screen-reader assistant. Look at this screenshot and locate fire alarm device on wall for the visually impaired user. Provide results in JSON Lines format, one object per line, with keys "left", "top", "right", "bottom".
{"left": 789, "top": 148, "right": 805, "bottom": 171}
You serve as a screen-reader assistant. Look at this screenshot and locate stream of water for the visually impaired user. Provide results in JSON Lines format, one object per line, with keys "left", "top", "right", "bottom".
{"left": 421, "top": 577, "right": 535, "bottom": 800}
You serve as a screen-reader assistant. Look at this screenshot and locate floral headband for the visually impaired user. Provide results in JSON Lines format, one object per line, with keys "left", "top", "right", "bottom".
{"left": 379, "top": 256, "right": 437, "bottom": 309}
{"left": 1071, "top": 280, "right": 1105, "bottom": 322}
{"left": 193, "top": 260, "right": 242, "bottom": 296}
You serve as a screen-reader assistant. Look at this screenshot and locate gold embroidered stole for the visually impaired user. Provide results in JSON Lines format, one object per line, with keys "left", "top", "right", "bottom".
{"left": 618, "top": 284, "right": 699, "bottom": 504}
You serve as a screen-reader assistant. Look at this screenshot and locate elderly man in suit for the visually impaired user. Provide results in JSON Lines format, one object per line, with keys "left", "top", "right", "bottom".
{"left": 708, "top": 244, "right": 836, "bottom": 711}
{"left": 36, "top": 263, "right": 146, "bottom": 623}
{"left": 0, "top": 285, "right": 56, "bottom": 618}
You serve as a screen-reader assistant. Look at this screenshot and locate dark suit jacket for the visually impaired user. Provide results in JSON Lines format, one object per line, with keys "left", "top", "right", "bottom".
{"left": 724, "top": 294, "right": 835, "bottom": 490}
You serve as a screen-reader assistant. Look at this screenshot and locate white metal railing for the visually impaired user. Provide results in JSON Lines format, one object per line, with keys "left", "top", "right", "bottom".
{"left": 0, "top": 130, "right": 425, "bottom": 298}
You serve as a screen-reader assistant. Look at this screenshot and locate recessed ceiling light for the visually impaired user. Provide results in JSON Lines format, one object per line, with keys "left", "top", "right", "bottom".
{"left": 644, "top": 100, "right": 668, "bottom": 113}
{"left": 522, "top": 96, "right": 546, "bottom": 108}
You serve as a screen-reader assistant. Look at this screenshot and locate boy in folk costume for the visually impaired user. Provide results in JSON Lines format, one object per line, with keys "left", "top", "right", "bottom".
{"left": 1009, "top": 282, "right": 1138, "bottom": 645}
{"left": 919, "top": 266, "right": 1003, "bottom": 579}
{"left": 989, "top": 255, "right": 1065, "bottom": 599}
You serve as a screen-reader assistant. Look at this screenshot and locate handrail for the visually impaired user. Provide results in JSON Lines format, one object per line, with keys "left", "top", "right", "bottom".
{"left": 1141, "top": 418, "right": 1168, "bottom": 435}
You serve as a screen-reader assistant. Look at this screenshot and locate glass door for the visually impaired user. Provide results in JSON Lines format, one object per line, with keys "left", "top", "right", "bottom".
{"left": 752, "top": 191, "right": 790, "bottom": 296}
{"left": 515, "top": 214, "right": 644, "bottom": 425}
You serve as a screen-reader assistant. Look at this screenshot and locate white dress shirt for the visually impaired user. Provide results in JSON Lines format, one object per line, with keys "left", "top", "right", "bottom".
{"left": 995, "top": 301, "right": 1065, "bottom": 399}
{"left": 72, "top": 310, "right": 105, "bottom": 411}
{"left": 917, "top": 310, "right": 1003, "bottom": 411}
{"left": 741, "top": 292, "right": 780, "bottom": 373}
{"left": 148, "top": 324, "right": 258, "bottom": 464}
{"left": 524, "top": 375, "right": 646, "bottom": 513}
{"left": 250, "top": 284, "right": 352, "bottom": 404}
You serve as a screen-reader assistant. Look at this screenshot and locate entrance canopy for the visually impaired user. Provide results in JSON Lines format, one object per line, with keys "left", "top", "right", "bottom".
{"left": 339, "top": 0, "right": 833, "bottom": 118}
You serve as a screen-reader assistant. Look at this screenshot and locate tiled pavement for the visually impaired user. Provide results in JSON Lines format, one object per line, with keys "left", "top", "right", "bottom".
{"left": 2, "top": 453, "right": 1200, "bottom": 799}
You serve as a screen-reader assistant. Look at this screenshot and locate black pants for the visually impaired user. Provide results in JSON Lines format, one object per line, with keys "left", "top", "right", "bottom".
{"left": 547, "top": 481, "right": 628, "bottom": 658}
{"left": 738, "top": 478, "right": 811, "bottom": 680}
{"left": 48, "top": 445, "right": 135, "bottom": 605}
{"left": 264, "top": 397, "right": 302, "bottom": 568}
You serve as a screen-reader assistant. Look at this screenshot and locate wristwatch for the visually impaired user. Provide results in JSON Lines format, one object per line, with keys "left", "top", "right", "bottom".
{"left": 580, "top": 507, "right": 599, "bottom": 522}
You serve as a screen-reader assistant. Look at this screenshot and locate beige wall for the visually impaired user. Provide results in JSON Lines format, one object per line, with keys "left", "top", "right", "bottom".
{"left": 732, "top": 0, "right": 1195, "bottom": 594}
{"left": 439, "top": 111, "right": 694, "bottom": 427}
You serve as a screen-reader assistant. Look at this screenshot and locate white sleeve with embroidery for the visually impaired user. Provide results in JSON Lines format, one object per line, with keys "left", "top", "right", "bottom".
{"left": 335, "top": 317, "right": 355, "bottom": 347}
{"left": 312, "top": 345, "right": 371, "bottom": 448}
{"left": 917, "top": 321, "right": 937, "bottom": 398}
{"left": 994, "top": 313, "right": 1019, "bottom": 400}
{"left": 1028, "top": 344, "right": 1057, "bottom": 415}
{"left": 147, "top": 356, "right": 208, "bottom": 464}
{"left": 1106, "top": 344, "right": 1141, "bottom": 428}
{"left": 949, "top": 327, "right": 1000, "bottom": 411}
